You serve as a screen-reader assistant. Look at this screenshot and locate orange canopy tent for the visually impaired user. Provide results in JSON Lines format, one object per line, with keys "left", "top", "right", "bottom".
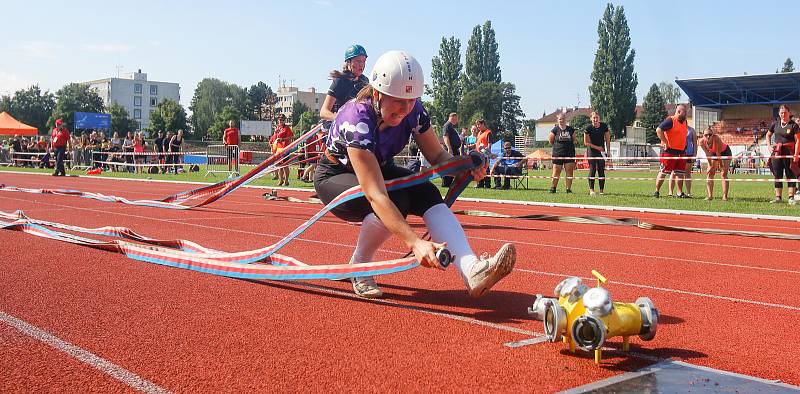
{"left": 526, "top": 149, "right": 552, "bottom": 169}
{"left": 0, "top": 112, "right": 38, "bottom": 136}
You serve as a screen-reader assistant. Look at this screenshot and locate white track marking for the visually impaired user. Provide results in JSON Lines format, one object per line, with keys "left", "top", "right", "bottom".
{"left": 517, "top": 269, "right": 800, "bottom": 311}
{"left": 0, "top": 311, "right": 171, "bottom": 394}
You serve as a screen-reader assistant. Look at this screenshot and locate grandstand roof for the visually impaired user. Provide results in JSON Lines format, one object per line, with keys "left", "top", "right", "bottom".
{"left": 676, "top": 72, "right": 800, "bottom": 107}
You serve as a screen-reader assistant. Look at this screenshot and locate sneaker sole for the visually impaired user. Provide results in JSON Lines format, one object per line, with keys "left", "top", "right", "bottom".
{"left": 469, "top": 244, "right": 516, "bottom": 298}
{"left": 352, "top": 280, "right": 383, "bottom": 299}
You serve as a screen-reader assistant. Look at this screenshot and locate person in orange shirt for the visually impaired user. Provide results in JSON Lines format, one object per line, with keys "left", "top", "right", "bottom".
{"left": 653, "top": 105, "right": 689, "bottom": 198}
{"left": 273, "top": 113, "right": 293, "bottom": 186}
{"left": 223, "top": 120, "right": 241, "bottom": 175}
{"left": 474, "top": 119, "right": 492, "bottom": 188}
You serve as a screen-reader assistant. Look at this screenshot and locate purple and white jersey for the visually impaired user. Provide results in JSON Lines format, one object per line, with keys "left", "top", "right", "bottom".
{"left": 326, "top": 98, "right": 431, "bottom": 165}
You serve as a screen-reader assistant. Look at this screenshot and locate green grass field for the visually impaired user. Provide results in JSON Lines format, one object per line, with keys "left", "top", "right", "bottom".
{"left": 3, "top": 165, "right": 798, "bottom": 217}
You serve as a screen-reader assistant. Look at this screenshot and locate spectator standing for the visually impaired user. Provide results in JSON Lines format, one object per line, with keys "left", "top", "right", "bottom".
{"left": 50, "top": 119, "right": 70, "bottom": 176}
{"left": 670, "top": 125, "right": 698, "bottom": 197}
{"left": 319, "top": 44, "right": 369, "bottom": 130}
{"left": 491, "top": 142, "right": 525, "bottom": 189}
{"left": 441, "top": 112, "right": 461, "bottom": 187}
{"left": 122, "top": 131, "right": 134, "bottom": 171}
{"left": 163, "top": 131, "right": 174, "bottom": 172}
{"left": 653, "top": 104, "right": 690, "bottom": 198}
{"left": 474, "top": 120, "right": 493, "bottom": 188}
{"left": 0, "top": 139, "right": 9, "bottom": 163}
{"left": 465, "top": 126, "right": 478, "bottom": 152}
{"left": 766, "top": 105, "right": 800, "bottom": 204}
{"left": 273, "top": 114, "right": 293, "bottom": 186}
{"left": 583, "top": 111, "right": 611, "bottom": 196}
{"left": 133, "top": 132, "right": 145, "bottom": 173}
{"left": 111, "top": 131, "right": 122, "bottom": 151}
{"left": 699, "top": 127, "right": 732, "bottom": 201}
{"left": 169, "top": 130, "right": 184, "bottom": 174}
{"left": 549, "top": 113, "right": 577, "bottom": 193}
{"left": 153, "top": 131, "right": 165, "bottom": 173}
{"left": 223, "top": 120, "right": 241, "bottom": 175}
{"left": 10, "top": 135, "right": 22, "bottom": 166}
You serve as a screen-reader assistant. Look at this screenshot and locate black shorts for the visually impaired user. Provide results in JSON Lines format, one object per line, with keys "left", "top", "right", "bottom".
{"left": 552, "top": 158, "right": 575, "bottom": 165}
{"left": 313, "top": 156, "right": 444, "bottom": 223}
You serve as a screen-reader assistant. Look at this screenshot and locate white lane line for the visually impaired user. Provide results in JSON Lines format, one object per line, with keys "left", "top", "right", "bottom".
{"left": 504, "top": 336, "right": 550, "bottom": 348}
{"left": 0, "top": 311, "right": 171, "bottom": 394}
{"left": 2, "top": 195, "right": 796, "bottom": 310}
{"left": 517, "top": 269, "right": 800, "bottom": 312}
{"left": 285, "top": 281, "right": 543, "bottom": 337}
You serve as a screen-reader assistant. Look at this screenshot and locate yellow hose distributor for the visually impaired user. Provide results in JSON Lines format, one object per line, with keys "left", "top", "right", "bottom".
{"left": 528, "top": 271, "right": 658, "bottom": 365}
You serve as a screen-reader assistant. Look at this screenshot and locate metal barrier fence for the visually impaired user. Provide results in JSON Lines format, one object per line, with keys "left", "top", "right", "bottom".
{"left": 206, "top": 145, "right": 239, "bottom": 177}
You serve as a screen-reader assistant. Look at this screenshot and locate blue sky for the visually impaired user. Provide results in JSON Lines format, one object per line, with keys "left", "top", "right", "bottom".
{"left": 2, "top": 0, "right": 797, "bottom": 120}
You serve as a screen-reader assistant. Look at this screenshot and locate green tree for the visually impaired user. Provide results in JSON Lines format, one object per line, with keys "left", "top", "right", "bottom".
{"left": 296, "top": 110, "right": 321, "bottom": 136}
{"left": 481, "top": 21, "right": 501, "bottom": 84}
{"left": 522, "top": 119, "right": 537, "bottom": 138}
{"left": 147, "top": 99, "right": 188, "bottom": 134}
{"left": 189, "top": 78, "right": 248, "bottom": 139}
{"left": 658, "top": 81, "right": 682, "bottom": 104}
{"left": 463, "top": 21, "right": 501, "bottom": 94}
{"left": 640, "top": 84, "right": 669, "bottom": 144}
{"left": 569, "top": 114, "right": 590, "bottom": 148}
{"left": 2, "top": 85, "right": 56, "bottom": 133}
{"left": 246, "top": 82, "right": 276, "bottom": 121}
{"left": 781, "top": 57, "right": 795, "bottom": 73}
{"left": 589, "top": 3, "right": 638, "bottom": 139}
{"left": 291, "top": 100, "right": 311, "bottom": 126}
{"left": 207, "top": 105, "right": 242, "bottom": 141}
{"left": 428, "top": 36, "right": 463, "bottom": 126}
{"left": 499, "top": 82, "right": 524, "bottom": 139}
{"left": 49, "top": 83, "right": 105, "bottom": 130}
{"left": 107, "top": 102, "right": 139, "bottom": 134}
{"left": 463, "top": 25, "right": 484, "bottom": 93}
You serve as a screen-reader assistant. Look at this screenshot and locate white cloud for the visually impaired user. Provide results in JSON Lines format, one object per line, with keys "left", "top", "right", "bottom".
{"left": 12, "top": 41, "right": 60, "bottom": 60}
{"left": 314, "top": 0, "right": 333, "bottom": 7}
{"left": 80, "top": 43, "right": 134, "bottom": 53}
{"left": 149, "top": 40, "right": 162, "bottom": 47}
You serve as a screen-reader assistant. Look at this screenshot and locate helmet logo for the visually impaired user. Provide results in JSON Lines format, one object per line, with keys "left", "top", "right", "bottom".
{"left": 405, "top": 86, "right": 413, "bottom": 94}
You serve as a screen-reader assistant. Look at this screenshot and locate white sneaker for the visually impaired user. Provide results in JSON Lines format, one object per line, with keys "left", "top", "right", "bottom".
{"left": 466, "top": 243, "right": 516, "bottom": 298}
{"left": 351, "top": 276, "right": 383, "bottom": 298}
{"left": 589, "top": 190, "right": 596, "bottom": 197}
{"left": 789, "top": 197, "right": 797, "bottom": 206}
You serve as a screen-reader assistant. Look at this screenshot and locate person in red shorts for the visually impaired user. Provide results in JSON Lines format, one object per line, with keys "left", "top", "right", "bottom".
{"left": 223, "top": 120, "right": 240, "bottom": 175}
{"left": 653, "top": 104, "right": 689, "bottom": 198}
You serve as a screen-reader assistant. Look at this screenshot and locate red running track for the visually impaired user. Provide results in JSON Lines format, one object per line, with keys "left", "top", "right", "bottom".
{"left": 1, "top": 172, "right": 799, "bottom": 393}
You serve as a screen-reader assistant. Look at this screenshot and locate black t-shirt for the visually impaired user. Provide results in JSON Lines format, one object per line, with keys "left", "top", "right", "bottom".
{"left": 584, "top": 123, "right": 609, "bottom": 157}
{"left": 769, "top": 120, "right": 799, "bottom": 144}
{"left": 154, "top": 137, "right": 164, "bottom": 152}
{"left": 327, "top": 72, "right": 369, "bottom": 114}
{"left": 443, "top": 121, "right": 461, "bottom": 153}
{"left": 11, "top": 139, "right": 21, "bottom": 151}
{"left": 550, "top": 125, "right": 576, "bottom": 155}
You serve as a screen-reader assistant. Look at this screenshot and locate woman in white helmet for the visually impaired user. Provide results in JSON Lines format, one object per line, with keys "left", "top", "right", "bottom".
{"left": 314, "top": 50, "right": 516, "bottom": 299}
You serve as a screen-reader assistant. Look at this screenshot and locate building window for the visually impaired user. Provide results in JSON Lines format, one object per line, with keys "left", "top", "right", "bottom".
{"left": 134, "top": 96, "right": 142, "bottom": 106}
{"left": 150, "top": 85, "right": 158, "bottom": 95}
{"left": 134, "top": 83, "right": 142, "bottom": 94}
{"left": 150, "top": 97, "right": 157, "bottom": 107}
{"left": 134, "top": 109, "right": 142, "bottom": 119}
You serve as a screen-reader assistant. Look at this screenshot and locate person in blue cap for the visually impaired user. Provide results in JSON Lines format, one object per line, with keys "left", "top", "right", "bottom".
{"left": 319, "top": 44, "right": 369, "bottom": 130}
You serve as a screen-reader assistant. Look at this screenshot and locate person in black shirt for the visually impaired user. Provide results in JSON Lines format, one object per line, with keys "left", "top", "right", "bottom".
{"left": 441, "top": 112, "right": 461, "bottom": 187}
{"left": 153, "top": 130, "right": 165, "bottom": 173}
{"left": 583, "top": 111, "right": 611, "bottom": 196}
{"left": 319, "top": 44, "right": 369, "bottom": 129}
{"left": 548, "top": 113, "right": 577, "bottom": 193}
{"left": 766, "top": 105, "right": 800, "bottom": 204}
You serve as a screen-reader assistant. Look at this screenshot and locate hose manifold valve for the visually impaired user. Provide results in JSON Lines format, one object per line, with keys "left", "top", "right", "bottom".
{"left": 528, "top": 270, "right": 658, "bottom": 365}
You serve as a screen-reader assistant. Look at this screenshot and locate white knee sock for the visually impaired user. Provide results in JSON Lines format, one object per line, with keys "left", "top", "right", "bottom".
{"left": 422, "top": 203, "right": 478, "bottom": 283}
{"left": 351, "top": 213, "right": 392, "bottom": 265}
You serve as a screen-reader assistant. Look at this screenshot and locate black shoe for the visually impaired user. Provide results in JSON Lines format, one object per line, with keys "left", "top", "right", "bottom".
{"left": 565, "top": 189, "right": 573, "bottom": 194}
{"left": 502, "top": 185, "right": 510, "bottom": 190}
{"left": 549, "top": 187, "right": 556, "bottom": 193}
{"left": 652, "top": 191, "right": 660, "bottom": 198}
{"left": 493, "top": 185, "right": 502, "bottom": 189}
{"left": 678, "top": 193, "right": 690, "bottom": 199}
